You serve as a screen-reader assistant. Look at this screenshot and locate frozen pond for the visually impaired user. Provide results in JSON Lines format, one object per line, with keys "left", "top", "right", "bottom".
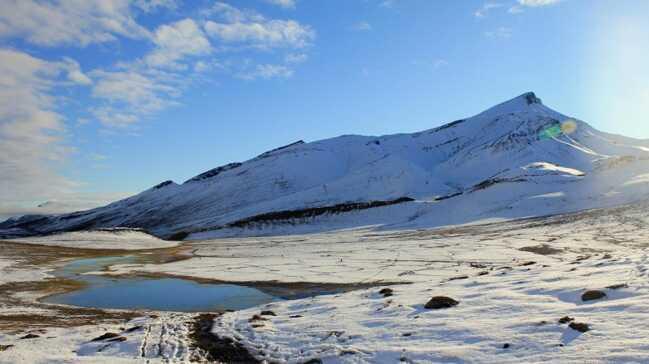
{"left": 43, "top": 256, "right": 283, "bottom": 312}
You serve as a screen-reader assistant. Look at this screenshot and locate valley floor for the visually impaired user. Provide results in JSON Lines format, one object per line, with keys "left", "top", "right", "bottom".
{"left": 3, "top": 202, "right": 649, "bottom": 362}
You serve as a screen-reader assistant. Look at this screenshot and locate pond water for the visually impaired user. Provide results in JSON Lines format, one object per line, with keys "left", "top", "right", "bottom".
{"left": 43, "top": 255, "right": 283, "bottom": 312}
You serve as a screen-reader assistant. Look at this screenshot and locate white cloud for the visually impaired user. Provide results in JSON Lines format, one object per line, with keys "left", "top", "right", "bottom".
{"left": 194, "top": 61, "right": 210, "bottom": 72}
{"left": 204, "top": 2, "right": 314, "bottom": 49}
{"left": 352, "top": 21, "right": 372, "bottom": 31}
{"left": 62, "top": 58, "right": 92, "bottom": 85}
{"left": 90, "top": 69, "right": 180, "bottom": 126}
{"left": 0, "top": 0, "right": 151, "bottom": 47}
{"left": 285, "top": 53, "right": 308, "bottom": 64}
{"left": 510, "top": 0, "right": 562, "bottom": 13}
{"left": 134, "top": 0, "right": 179, "bottom": 12}
{"left": 264, "top": 0, "right": 296, "bottom": 9}
{"left": 0, "top": 1, "right": 316, "bottom": 219}
{"left": 475, "top": 2, "right": 503, "bottom": 18}
{"left": 0, "top": 49, "right": 80, "bottom": 215}
{"left": 91, "top": 107, "right": 140, "bottom": 128}
{"left": 238, "top": 64, "right": 293, "bottom": 80}
{"left": 518, "top": 0, "right": 562, "bottom": 7}
{"left": 90, "top": 19, "right": 213, "bottom": 127}
{"left": 485, "top": 27, "right": 513, "bottom": 38}
{"left": 145, "top": 18, "right": 212, "bottom": 69}
{"left": 508, "top": 5, "right": 524, "bottom": 14}
{"left": 380, "top": 0, "right": 397, "bottom": 8}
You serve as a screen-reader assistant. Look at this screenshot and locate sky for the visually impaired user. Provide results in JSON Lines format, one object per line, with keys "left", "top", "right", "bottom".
{"left": 1, "top": 0, "right": 649, "bottom": 219}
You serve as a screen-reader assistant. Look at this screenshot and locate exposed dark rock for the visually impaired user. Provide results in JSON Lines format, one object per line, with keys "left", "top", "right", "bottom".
{"left": 19, "top": 334, "right": 39, "bottom": 339}
{"left": 431, "top": 119, "right": 466, "bottom": 133}
{"left": 152, "top": 180, "right": 174, "bottom": 189}
{"left": 606, "top": 283, "right": 628, "bottom": 290}
{"left": 326, "top": 331, "right": 345, "bottom": 338}
{"left": 340, "top": 349, "right": 358, "bottom": 355}
{"left": 448, "top": 275, "right": 469, "bottom": 281}
{"left": 471, "top": 177, "right": 527, "bottom": 192}
{"left": 582, "top": 290, "right": 607, "bottom": 301}
{"left": 524, "top": 92, "right": 542, "bottom": 105}
{"left": 166, "top": 231, "right": 189, "bottom": 241}
{"left": 185, "top": 162, "right": 243, "bottom": 183}
{"left": 434, "top": 192, "right": 463, "bottom": 201}
{"left": 260, "top": 310, "right": 276, "bottom": 316}
{"left": 188, "top": 313, "right": 260, "bottom": 363}
{"left": 558, "top": 316, "right": 574, "bottom": 324}
{"left": 249, "top": 314, "right": 267, "bottom": 322}
{"left": 402, "top": 332, "right": 412, "bottom": 337}
{"left": 107, "top": 336, "right": 127, "bottom": 343}
{"left": 91, "top": 333, "right": 121, "bottom": 342}
{"left": 519, "top": 244, "right": 562, "bottom": 255}
{"left": 226, "top": 197, "right": 415, "bottom": 228}
{"left": 289, "top": 315, "right": 303, "bottom": 318}
{"left": 569, "top": 322, "right": 590, "bottom": 333}
{"left": 519, "top": 261, "right": 536, "bottom": 266}
{"left": 257, "top": 140, "right": 305, "bottom": 159}
{"left": 502, "top": 343, "right": 510, "bottom": 349}
{"left": 424, "top": 296, "right": 459, "bottom": 309}
{"left": 379, "top": 288, "right": 394, "bottom": 297}
{"left": 123, "top": 326, "right": 144, "bottom": 333}
{"left": 0, "top": 345, "right": 14, "bottom": 352}
{"left": 303, "top": 359, "right": 323, "bottom": 364}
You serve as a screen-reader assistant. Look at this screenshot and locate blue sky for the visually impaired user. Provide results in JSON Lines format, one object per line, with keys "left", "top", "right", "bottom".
{"left": 1, "top": 0, "right": 648, "bottom": 218}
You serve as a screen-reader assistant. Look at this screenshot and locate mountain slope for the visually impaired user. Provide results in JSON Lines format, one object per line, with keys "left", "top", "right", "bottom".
{"left": 3, "top": 92, "right": 649, "bottom": 239}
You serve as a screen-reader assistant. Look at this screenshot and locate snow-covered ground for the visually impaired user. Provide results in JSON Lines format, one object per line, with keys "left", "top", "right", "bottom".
{"left": 7, "top": 229, "right": 178, "bottom": 250}
{"left": 0, "top": 258, "right": 47, "bottom": 285}
{"left": 0, "top": 314, "right": 196, "bottom": 364}
{"left": 104, "top": 200, "right": 649, "bottom": 363}
{"left": 4, "top": 201, "right": 649, "bottom": 362}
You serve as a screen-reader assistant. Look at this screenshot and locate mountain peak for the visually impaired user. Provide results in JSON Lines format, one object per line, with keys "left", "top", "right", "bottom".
{"left": 521, "top": 91, "right": 542, "bottom": 105}
{"left": 476, "top": 92, "right": 546, "bottom": 119}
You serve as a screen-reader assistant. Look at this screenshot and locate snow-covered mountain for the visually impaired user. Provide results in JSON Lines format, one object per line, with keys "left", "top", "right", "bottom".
{"left": 4, "top": 92, "right": 649, "bottom": 239}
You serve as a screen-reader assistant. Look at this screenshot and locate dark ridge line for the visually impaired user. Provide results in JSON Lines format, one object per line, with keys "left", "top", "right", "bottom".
{"left": 152, "top": 180, "right": 174, "bottom": 189}
{"left": 161, "top": 197, "right": 418, "bottom": 239}
{"left": 225, "top": 197, "right": 415, "bottom": 229}
{"left": 470, "top": 177, "right": 528, "bottom": 192}
{"left": 434, "top": 192, "right": 463, "bottom": 201}
{"left": 256, "top": 140, "right": 305, "bottom": 159}
{"left": 185, "top": 162, "right": 243, "bottom": 183}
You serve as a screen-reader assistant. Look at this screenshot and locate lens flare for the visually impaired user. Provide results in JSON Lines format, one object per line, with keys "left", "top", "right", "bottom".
{"left": 561, "top": 119, "right": 578, "bottom": 135}
{"left": 540, "top": 119, "right": 578, "bottom": 139}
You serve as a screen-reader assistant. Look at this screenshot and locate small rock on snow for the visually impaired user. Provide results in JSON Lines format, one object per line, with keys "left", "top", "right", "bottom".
{"left": 569, "top": 322, "right": 590, "bottom": 333}
{"left": 424, "top": 296, "right": 460, "bottom": 309}
{"left": 558, "top": 316, "right": 575, "bottom": 324}
{"left": 582, "top": 290, "right": 607, "bottom": 301}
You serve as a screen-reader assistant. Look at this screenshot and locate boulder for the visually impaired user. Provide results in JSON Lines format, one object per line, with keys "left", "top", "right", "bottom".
{"left": 424, "top": 296, "right": 459, "bottom": 309}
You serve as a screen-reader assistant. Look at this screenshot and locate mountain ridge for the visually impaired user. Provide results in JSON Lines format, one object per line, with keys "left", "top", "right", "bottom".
{"left": 4, "top": 92, "right": 649, "bottom": 240}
